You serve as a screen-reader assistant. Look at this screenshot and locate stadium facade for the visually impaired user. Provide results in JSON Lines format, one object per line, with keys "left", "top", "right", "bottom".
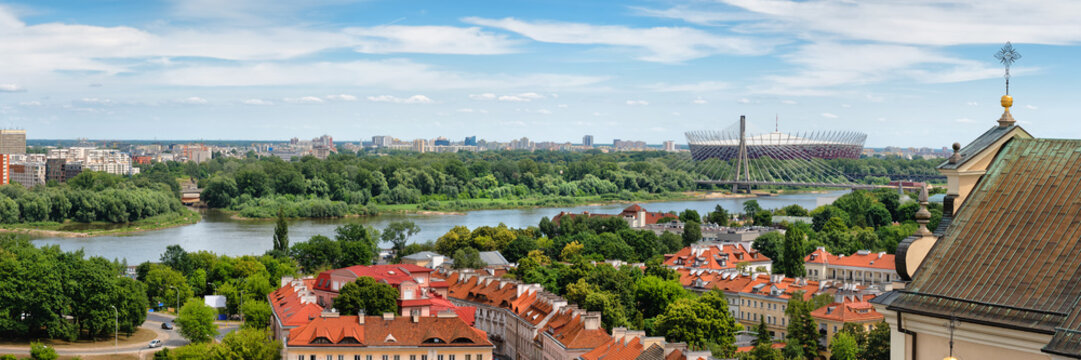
{"left": 685, "top": 130, "right": 866, "bottom": 161}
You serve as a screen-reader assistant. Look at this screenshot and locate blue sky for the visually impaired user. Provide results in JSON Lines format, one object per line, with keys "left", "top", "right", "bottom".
{"left": 1, "top": 0, "right": 1080, "bottom": 147}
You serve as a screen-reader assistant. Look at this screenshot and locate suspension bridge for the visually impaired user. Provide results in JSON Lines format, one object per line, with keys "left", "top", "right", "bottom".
{"left": 681, "top": 116, "right": 942, "bottom": 192}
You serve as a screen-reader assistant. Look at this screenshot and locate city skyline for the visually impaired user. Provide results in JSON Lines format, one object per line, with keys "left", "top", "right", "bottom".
{"left": 1, "top": 1, "right": 1081, "bottom": 147}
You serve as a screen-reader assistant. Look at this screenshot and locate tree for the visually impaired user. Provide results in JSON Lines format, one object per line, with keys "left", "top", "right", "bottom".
{"left": 777, "top": 226, "right": 806, "bottom": 277}
{"left": 214, "top": 327, "right": 282, "bottom": 360}
{"left": 273, "top": 208, "right": 288, "bottom": 253}
{"left": 811, "top": 205, "right": 849, "bottom": 232}
{"left": 863, "top": 322, "right": 891, "bottom": 360}
{"left": 681, "top": 221, "right": 701, "bottom": 247}
{"left": 452, "top": 247, "right": 485, "bottom": 269}
{"left": 381, "top": 221, "right": 420, "bottom": 255}
{"left": 752, "top": 317, "right": 771, "bottom": 347}
{"left": 867, "top": 203, "right": 893, "bottom": 228}
{"left": 753, "top": 210, "right": 773, "bottom": 226}
{"left": 336, "top": 224, "right": 379, "bottom": 267}
{"left": 785, "top": 294, "right": 819, "bottom": 360}
{"left": 29, "top": 343, "right": 57, "bottom": 360}
{"left": 201, "top": 176, "right": 237, "bottom": 208}
{"left": 177, "top": 298, "right": 217, "bottom": 343}
{"left": 654, "top": 297, "right": 735, "bottom": 355}
{"left": 705, "top": 205, "right": 729, "bottom": 226}
{"left": 658, "top": 231, "right": 682, "bottom": 253}
{"left": 334, "top": 277, "right": 398, "bottom": 316}
{"left": 635, "top": 276, "right": 689, "bottom": 318}
{"left": 743, "top": 200, "right": 762, "bottom": 217}
{"left": 829, "top": 332, "right": 859, "bottom": 360}
{"left": 780, "top": 204, "right": 809, "bottom": 217}
{"left": 504, "top": 236, "right": 537, "bottom": 263}
{"left": 290, "top": 235, "right": 341, "bottom": 271}
{"left": 678, "top": 209, "right": 701, "bottom": 223}
{"left": 145, "top": 264, "right": 194, "bottom": 311}
{"left": 241, "top": 301, "right": 272, "bottom": 329}
{"left": 160, "top": 245, "right": 191, "bottom": 274}
{"left": 752, "top": 231, "right": 784, "bottom": 263}
{"left": 782, "top": 337, "right": 807, "bottom": 360}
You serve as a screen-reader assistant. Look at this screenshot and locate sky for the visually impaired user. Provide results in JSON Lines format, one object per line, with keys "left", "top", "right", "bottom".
{"left": 1, "top": 0, "right": 1080, "bottom": 147}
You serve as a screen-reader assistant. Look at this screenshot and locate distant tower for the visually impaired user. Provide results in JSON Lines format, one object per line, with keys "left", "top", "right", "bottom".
{"left": 732, "top": 116, "right": 751, "bottom": 193}
{"left": 583, "top": 135, "right": 594, "bottom": 147}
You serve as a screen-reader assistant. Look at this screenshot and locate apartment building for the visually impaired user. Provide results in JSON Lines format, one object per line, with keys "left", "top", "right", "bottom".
{"left": 664, "top": 243, "right": 772, "bottom": 274}
{"left": 9, "top": 161, "right": 45, "bottom": 187}
{"left": 804, "top": 247, "right": 897, "bottom": 285}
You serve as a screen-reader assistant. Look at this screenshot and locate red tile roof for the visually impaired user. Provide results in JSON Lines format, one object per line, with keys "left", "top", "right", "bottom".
{"left": 580, "top": 337, "right": 644, "bottom": 360}
{"left": 315, "top": 264, "right": 432, "bottom": 292}
{"left": 429, "top": 294, "right": 476, "bottom": 326}
{"left": 804, "top": 248, "right": 895, "bottom": 270}
{"left": 665, "top": 244, "right": 770, "bottom": 271}
{"left": 739, "top": 274, "right": 820, "bottom": 301}
{"left": 288, "top": 315, "right": 491, "bottom": 348}
{"left": 269, "top": 279, "right": 325, "bottom": 327}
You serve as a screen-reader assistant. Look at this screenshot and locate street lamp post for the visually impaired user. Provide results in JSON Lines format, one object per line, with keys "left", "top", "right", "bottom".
{"left": 110, "top": 305, "right": 118, "bottom": 354}
{"left": 169, "top": 285, "right": 179, "bottom": 314}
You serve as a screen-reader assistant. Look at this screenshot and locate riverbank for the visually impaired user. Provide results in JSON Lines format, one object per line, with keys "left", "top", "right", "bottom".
{"left": 0, "top": 209, "right": 201, "bottom": 238}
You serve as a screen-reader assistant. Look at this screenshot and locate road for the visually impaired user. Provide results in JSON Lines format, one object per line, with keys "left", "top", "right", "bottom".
{"left": 0, "top": 311, "right": 240, "bottom": 357}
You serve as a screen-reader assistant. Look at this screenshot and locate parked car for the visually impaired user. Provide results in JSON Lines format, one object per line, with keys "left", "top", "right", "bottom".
{"left": 148, "top": 339, "right": 163, "bottom": 348}
{"left": 161, "top": 321, "right": 173, "bottom": 330}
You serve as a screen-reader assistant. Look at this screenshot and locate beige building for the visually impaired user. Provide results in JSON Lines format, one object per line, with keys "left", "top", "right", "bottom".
{"left": 873, "top": 95, "right": 1081, "bottom": 359}
{"left": 804, "top": 248, "right": 898, "bottom": 285}
{"left": 285, "top": 312, "right": 493, "bottom": 360}
{"left": 0, "top": 130, "right": 26, "bottom": 154}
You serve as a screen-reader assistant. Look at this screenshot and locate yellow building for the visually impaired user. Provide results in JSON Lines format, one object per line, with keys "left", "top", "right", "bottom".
{"left": 285, "top": 312, "right": 493, "bottom": 360}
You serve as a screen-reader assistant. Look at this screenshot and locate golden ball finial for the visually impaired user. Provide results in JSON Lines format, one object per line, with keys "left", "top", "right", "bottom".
{"left": 1001, "top": 95, "right": 1013, "bottom": 109}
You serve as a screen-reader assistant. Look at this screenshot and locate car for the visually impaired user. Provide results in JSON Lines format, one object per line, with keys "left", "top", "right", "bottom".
{"left": 148, "top": 339, "right": 163, "bottom": 348}
{"left": 161, "top": 321, "right": 173, "bottom": 330}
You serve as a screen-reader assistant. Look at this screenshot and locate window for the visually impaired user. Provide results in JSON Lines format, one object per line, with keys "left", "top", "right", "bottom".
{"left": 477, "top": 355, "right": 483, "bottom": 360}
{"left": 395, "top": 356, "right": 400, "bottom": 360}
{"left": 356, "top": 356, "right": 362, "bottom": 360}
{"left": 339, "top": 356, "right": 345, "bottom": 360}
{"left": 311, "top": 356, "right": 316, "bottom": 360}
{"left": 383, "top": 356, "right": 389, "bottom": 360}
{"left": 422, "top": 356, "right": 428, "bottom": 360}
{"left": 450, "top": 356, "right": 456, "bottom": 360}
{"left": 438, "top": 356, "right": 445, "bottom": 360}
{"left": 367, "top": 356, "right": 373, "bottom": 360}
{"left": 411, "top": 356, "right": 416, "bottom": 360}
{"left": 467, "top": 355, "right": 472, "bottom": 360}
{"left": 299, "top": 356, "right": 304, "bottom": 360}
{"left": 327, "top": 356, "right": 333, "bottom": 360}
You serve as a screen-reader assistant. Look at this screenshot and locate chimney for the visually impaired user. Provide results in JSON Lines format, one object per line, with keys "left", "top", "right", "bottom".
{"left": 664, "top": 342, "right": 688, "bottom": 356}
{"left": 642, "top": 337, "right": 665, "bottom": 349}
{"left": 320, "top": 308, "right": 339, "bottom": 318}
{"left": 357, "top": 310, "right": 365, "bottom": 324}
{"left": 437, "top": 310, "right": 458, "bottom": 318}
{"left": 583, "top": 311, "right": 602, "bottom": 330}
{"left": 382, "top": 312, "right": 394, "bottom": 321}
{"left": 280, "top": 276, "right": 294, "bottom": 288}
{"left": 412, "top": 315, "right": 420, "bottom": 323}
{"left": 611, "top": 327, "right": 627, "bottom": 342}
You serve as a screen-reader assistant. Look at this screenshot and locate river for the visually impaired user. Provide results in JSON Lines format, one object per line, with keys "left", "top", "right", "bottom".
{"left": 30, "top": 190, "right": 847, "bottom": 263}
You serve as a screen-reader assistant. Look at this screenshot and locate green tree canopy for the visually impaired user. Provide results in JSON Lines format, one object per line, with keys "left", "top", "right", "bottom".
{"left": 177, "top": 298, "right": 217, "bottom": 343}
{"left": 334, "top": 277, "right": 399, "bottom": 316}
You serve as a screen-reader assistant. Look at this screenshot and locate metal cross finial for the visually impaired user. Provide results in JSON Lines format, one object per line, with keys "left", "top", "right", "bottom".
{"left": 994, "top": 42, "right": 1022, "bottom": 95}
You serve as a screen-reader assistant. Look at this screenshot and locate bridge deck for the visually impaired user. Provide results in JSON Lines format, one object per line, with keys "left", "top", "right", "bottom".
{"left": 695, "top": 180, "right": 932, "bottom": 190}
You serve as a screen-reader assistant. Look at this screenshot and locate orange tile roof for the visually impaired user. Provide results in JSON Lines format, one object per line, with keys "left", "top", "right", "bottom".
{"left": 541, "top": 309, "right": 610, "bottom": 350}
{"left": 288, "top": 315, "right": 492, "bottom": 348}
{"left": 665, "top": 244, "right": 770, "bottom": 271}
{"left": 736, "top": 343, "right": 785, "bottom": 353}
{"left": 804, "top": 248, "right": 895, "bottom": 270}
{"left": 810, "top": 298, "right": 884, "bottom": 323}
{"left": 738, "top": 274, "right": 820, "bottom": 301}
{"left": 269, "top": 279, "right": 325, "bottom": 327}
{"left": 314, "top": 264, "right": 432, "bottom": 292}
{"left": 580, "top": 337, "right": 644, "bottom": 360}
{"left": 678, "top": 269, "right": 758, "bottom": 292}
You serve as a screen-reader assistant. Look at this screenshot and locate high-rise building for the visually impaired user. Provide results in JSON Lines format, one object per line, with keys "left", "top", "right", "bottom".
{"left": 464, "top": 136, "right": 477, "bottom": 146}
{"left": 583, "top": 135, "right": 594, "bottom": 147}
{"left": 9, "top": 162, "right": 45, "bottom": 187}
{"left": 433, "top": 137, "right": 450, "bottom": 146}
{"left": 0, "top": 154, "right": 8, "bottom": 185}
{"left": 0, "top": 130, "right": 26, "bottom": 154}
{"left": 412, "top": 139, "right": 428, "bottom": 153}
{"left": 371, "top": 136, "right": 393, "bottom": 148}
{"left": 663, "top": 140, "right": 676, "bottom": 152}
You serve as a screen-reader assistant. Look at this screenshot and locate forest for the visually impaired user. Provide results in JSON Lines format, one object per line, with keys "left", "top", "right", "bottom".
{"left": 190, "top": 149, "right": 943, "bottom": 218}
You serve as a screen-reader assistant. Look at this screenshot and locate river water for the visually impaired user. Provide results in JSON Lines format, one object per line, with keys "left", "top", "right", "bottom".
{"left": 30, "top": 191, "right": 846, "bottom": 263}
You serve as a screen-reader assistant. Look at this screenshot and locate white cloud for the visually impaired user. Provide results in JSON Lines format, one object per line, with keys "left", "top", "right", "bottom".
{"left": 841, "top": 104, "right": 853, "bottom": 108}
{"left": 692, "top": 98, "right": 708, "bottom": 105}
{"left": 718, "top": 0, "right": 1081, "bottom": 46}
{"left": 966, "top": 101, "right": 980, "bottom": 106}
{"left": 736, "top": 98, "right": 751, "bottom": 104}
{"left": 463, "top": 17, "right": 774, "bottom": 63}
{"left": 557, "top": 104, "right": 569, "bottom": 108}
{"left": 346, "top": 25, "right": 519, "bottom": 55}
{"left": 79, "top": 98, "right": 115, "bottom": 105}
{"left": 178, "top": 96, "right": 208, "bottom": 104}
{"left": 1026, "top": 105, "right": 1038, "bottom": 110}
{"left": 536, "top": 109, "right": 552, "bottom": 114}
{"left": 284, "top": 96, "right": 325, "bottom": 104}
{"left": 781, "top": 99, "right": 797, "bottom": 105}
{"left": 497, "top": 92, "right": 546, "bottom": 102}
{"left": 242, "top": 98, "right": 274, "bottom": 105}
{"left": 326, "top": 94, "right": 358, "bottom": 101}
{"left": 626, "top": 100, "right": 649, "bottom": 106}
{"left": 499, "top": 95, "right": 528, "bottom": 102}
{"left": 457, "top": 108, "right": 475, "bottom": 113}
{"left": 517, "top": 92, "right": 545, "bottom": 100}
{"left": 645, "top": 81, "right": 730, "bottom": 92}
{"left": 955, "top": 118, "right": 976, "bottom": 123}
{"left": 632, "top": 5, "right": 762, "bottom": 26}
{"left": 470, "top": 93, "right": 497, "bottom": 100}
{"left": 367, "top": 95, "right": 433, "bottom": 104}
{"left": 820, "top": 112, "right": 838, "bottom": 119}
{"left": 593, "top": 112, "right": 606, "bottom": 117}
{"left": 0, "top": 83, "right": 25, "bottom": 92}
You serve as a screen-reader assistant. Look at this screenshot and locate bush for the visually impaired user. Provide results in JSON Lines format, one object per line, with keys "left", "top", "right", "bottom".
{"left": 29, "top": 343, "right": 57, "bottom": 360}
